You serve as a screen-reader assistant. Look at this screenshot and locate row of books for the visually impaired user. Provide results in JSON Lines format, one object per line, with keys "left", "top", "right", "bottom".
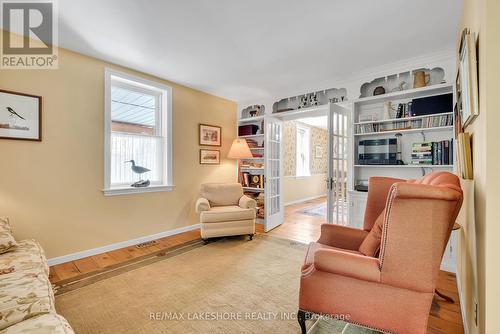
{"left": 411, "top": 140, "right": 453, "bottom": 165}
{"left": 245, "top": 139, "right": 263, "bottom": 148}
{"left": 395, "top": 102, "right": 413, "bottom": 118}
{"left": 355, "top": 114, "right": 453, "bottom": 134}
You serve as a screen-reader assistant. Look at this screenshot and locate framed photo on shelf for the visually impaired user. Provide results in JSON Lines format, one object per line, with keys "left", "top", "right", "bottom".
{"left": 457, "top": 28, "right": 479, "bottom": 128}
{"left": 199, "top": 124, "right": 221, "bottom": 146}
{"left": 0, "top": 89, "right": 42, "bottom": 141}
{"left": 199, "top": 149, "right": 220, "bottom": 164}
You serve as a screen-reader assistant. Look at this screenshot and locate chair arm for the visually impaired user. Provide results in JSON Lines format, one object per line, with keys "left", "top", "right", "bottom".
{"left": 313, "top": 248, "right": 381, "bottom": 283}
{"left": 195, "top": 198, "right": 210, "bottom": 213}
{"left": 317, "top": 224, "right": 369, "bottom": 251}
{"left": 239, "top": 195, "right": 257, "bottom": 209}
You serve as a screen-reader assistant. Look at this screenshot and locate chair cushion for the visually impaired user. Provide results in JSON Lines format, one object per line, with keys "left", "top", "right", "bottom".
{"left": 0, "top": 270, "right": 54, "bottom": 330}
{"left": 200, "top": 206, "right": 255, "bottom": 223}
{"left": 0, "top": 313, "right": 74, "bottom": 334}
{"left": 304, "top": 242, "right": 361, "bottom": 267}
{"left": 200, "top": 183, "right": 243, "bottom": 206}
{"left": 0, "top": 240, "right": 49, "bottom": 276}
{"left": 0, "top": 218, "right": 18, "bottom": 254}
{"left": 358, "top": 209, "right": 385, "bottom": 257}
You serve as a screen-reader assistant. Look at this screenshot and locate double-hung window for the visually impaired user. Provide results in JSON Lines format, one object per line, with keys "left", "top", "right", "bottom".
{"left": 296, "top": 125, "right": 310, "bottom": 177}
{"left": 103, "top": 69, "right": 172, "bottom": 195}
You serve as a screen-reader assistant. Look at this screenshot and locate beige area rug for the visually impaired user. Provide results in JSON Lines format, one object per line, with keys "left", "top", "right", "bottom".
{"left": 55, "top": 236, "right": 377, "bottom": 334}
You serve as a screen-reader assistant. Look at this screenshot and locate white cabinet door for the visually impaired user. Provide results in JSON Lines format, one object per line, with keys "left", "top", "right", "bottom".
{"left": 348, "top": 191, "right": 367, "bottom": 229}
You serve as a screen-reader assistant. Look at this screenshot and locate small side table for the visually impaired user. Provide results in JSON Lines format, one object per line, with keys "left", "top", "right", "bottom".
{"left": 434, "top": 223, "right": 461, "bottom": 303}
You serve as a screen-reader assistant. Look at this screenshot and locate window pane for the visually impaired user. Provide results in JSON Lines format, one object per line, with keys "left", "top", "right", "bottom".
{"left": 111, "top": 85, "right": 157, "bottom": 135}
{"left": 111, "top": 132, "right": 163, "bottom": 185}
{"left": 296, "top": 127, "right": 310, "bottom": 177}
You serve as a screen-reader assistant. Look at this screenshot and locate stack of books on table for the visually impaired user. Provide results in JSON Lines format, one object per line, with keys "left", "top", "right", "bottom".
{"left": 411, "top": 140, "right": 453, "bottom": 165}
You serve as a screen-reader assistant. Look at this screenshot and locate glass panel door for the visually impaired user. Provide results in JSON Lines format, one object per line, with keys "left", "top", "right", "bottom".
{"left": 327, "top": 104, "right": 349, "bottom": 225}
{"left": 265, "top": 116, "right": 283, "bottom": 231}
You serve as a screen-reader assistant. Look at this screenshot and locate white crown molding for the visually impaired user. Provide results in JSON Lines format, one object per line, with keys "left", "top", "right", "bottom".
{"left": 239, "top": 48, "right": 455, "bottom": 106}
{"left": 47, "top": 224, "right": 200, "bottom": 266}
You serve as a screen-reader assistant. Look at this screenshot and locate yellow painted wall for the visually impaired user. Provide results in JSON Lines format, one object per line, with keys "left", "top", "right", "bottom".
{"left": 457, "top": 0, "right": 500, "bottom": 333}
{"left": 0, "top": 44, "right": 237, "bottom": 259}
{"left": 283, "top": 174, "right": 326, "bottom": 205}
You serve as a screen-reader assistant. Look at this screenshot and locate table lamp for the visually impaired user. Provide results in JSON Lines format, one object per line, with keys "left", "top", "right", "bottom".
{"left": 228, "top": 138, "right": 253, "bottom": 184}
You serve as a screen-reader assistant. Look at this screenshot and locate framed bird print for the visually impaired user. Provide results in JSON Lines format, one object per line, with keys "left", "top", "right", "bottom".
{"left": 0, "top": 89, "right": 42, "bottom": 141}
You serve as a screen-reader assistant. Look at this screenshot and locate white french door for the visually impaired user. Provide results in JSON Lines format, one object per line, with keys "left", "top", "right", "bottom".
{"left": 264, "top": 116, "right": 284, "bottom": 231}
{"left": 327, "top": 104, "right": 349, "bottom": 225}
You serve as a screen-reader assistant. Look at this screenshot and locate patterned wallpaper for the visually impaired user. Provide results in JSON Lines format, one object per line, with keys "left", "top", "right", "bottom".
{"left": 283, "top": 121, "right": 328, "bottom": 176}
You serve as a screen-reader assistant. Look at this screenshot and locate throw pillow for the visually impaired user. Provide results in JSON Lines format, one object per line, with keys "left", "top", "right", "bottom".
{"left": 358, "top": 209, "right": 385, "bottom": 257}
{"left": 0, "top": 217, "right": 18, "bottom": 254}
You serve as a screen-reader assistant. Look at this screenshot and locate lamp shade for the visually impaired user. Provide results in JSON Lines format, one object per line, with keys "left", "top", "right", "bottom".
{"left": 227, "top": 139, "right": 253, "bottom": 159}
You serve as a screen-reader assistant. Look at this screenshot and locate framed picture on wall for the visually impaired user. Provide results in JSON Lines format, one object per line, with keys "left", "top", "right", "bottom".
{"left": 199, "top": 124, "right": 221, "bottom": 146}
{"left": 200, "top": 149, "right": 220, "bottom": 164}
{"left": 314, "top": 145, "right": 323, "bottom": 158}
{"left": 458, "top": 28, "right": 479, "bottom": 128}
{"left": 0, "top": 89, "right": 42, "bottom": 141}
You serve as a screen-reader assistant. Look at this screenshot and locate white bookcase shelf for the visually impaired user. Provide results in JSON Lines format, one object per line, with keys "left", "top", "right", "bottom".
{"left": 354, "top": 112, "right": 453, "bottom": 125}
{"left": 238, "top": 109, "right": 266, "bottom": 222}
{"left": 352, "top": 83, "right": 453, "bottom": 106}
{"left": 348, "top": 83, "right": 456, "bottom": 213}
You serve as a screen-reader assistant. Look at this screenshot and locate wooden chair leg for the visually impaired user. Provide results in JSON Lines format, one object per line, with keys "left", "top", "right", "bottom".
{"left": 297, "top": 310, "right": 308, "bottom": 334}
{"left": 435, "top": 288, "right": 455, "bottom": 303}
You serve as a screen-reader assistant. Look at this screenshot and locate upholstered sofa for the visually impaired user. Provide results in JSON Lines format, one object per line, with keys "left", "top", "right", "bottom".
{"left": 0, "top": 217, "right": 74, "bottom": 333}
{"left": 196, "top": 183, "right": 256, "bottom": 241}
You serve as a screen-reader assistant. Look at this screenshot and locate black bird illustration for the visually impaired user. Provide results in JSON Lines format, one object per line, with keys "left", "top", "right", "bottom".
{"left": 6, "top": 107, "right": 25, "bottom": 120}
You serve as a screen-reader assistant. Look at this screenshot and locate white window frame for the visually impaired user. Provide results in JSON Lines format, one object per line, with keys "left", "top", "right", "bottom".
{"left": 295, "top": 125, "right": 311, "bottom": 177}
{"left": 103, "top": 68, "right": 173, "bottom": 196}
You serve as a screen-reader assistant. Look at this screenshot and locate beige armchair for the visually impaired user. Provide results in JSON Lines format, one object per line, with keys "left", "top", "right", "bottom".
{"left": 196, "top": 183, "right": 256, "bottom": 242}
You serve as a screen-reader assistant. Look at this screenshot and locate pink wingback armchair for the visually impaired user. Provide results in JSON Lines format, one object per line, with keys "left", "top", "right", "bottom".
{"left": 298, "top": 171, "right": 463, "bottom": 334}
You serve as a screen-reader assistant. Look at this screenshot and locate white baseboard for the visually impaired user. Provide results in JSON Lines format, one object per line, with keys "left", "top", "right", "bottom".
{"left": 47, "top": 224, "right": 201, "bottom": 266}
{"left": 456, "top": 272, "right": 469, "bottom": 334}
{"left": 284, "top": 195, "right": 325, "bottom": 207}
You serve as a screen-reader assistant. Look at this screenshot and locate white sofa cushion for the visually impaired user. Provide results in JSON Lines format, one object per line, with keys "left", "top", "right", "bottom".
{"left": 0, "top": 270, "right": 55, "bottom": 330}
{"left": 0, "top": 218, "right": 18, "bottom": 254}
{"left": 200, "top": 183, "right": 243, "bottom": 206}
{"left": 0, "top": 240, "right": 49, "bottom": 276}
{"left": 0, "top": 313, "right": 74, "bottom": 334}
{"left": 200, "top": 206, "right": 256, "bottom": 223}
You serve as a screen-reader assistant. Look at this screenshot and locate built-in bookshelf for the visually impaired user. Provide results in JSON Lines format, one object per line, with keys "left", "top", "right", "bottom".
{"left": 237, "top": 106, "right": 266, "bottom": 223}
{"left": 348, "top": 83, "right": 455, "bottom": 195}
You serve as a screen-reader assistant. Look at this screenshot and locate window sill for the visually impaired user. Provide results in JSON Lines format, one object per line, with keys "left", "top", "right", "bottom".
{"left": 103, "top": 184, "right": 174, "bottom": 196}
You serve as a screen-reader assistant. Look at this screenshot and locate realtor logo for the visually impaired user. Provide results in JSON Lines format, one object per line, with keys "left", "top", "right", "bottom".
{"left": 1, "top": 0, "right": 58, "bottom": 69}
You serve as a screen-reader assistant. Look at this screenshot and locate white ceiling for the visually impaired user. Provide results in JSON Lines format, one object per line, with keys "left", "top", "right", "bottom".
{"left": 58, "top": 0, "right": 462, "bottom": 102}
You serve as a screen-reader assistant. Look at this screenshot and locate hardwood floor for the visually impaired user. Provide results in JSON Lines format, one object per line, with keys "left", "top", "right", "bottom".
{"left": 266, "top": 197, "right": 327, "bottom": 243}
{"left": 50, "top": 209, "right": 464, "bottom": 333}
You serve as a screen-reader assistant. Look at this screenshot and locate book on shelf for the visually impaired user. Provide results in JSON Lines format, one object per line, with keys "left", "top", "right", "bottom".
{"left": 411, "top": 140, "right": 453, "bottom": 165}
{"left": 457, "top": 132, "right": 473, "bottom": 179}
